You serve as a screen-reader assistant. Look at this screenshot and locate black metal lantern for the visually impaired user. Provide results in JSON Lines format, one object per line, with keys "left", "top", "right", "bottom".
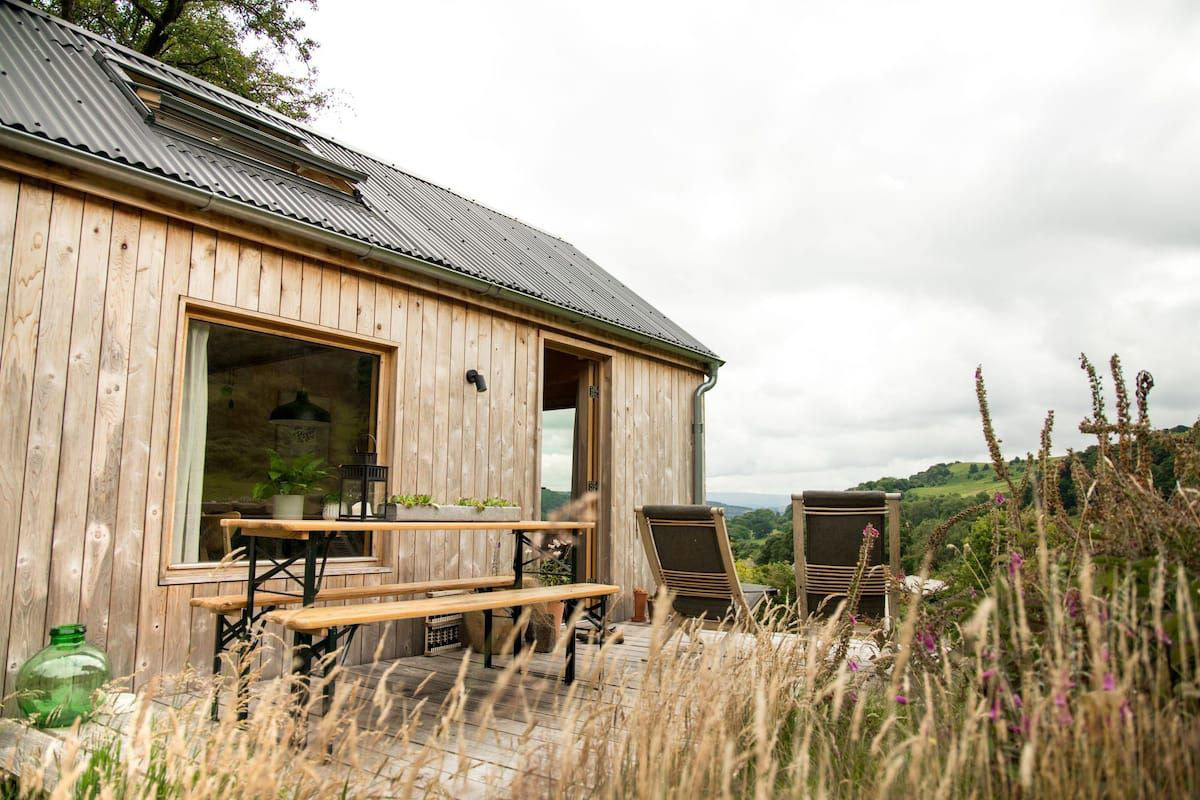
{"left": 337, "top": 435, "right": 389, "bottom": 521}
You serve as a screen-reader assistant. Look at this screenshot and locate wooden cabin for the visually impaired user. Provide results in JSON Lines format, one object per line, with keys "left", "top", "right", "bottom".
{"left": 0, "top": 1, "right": 720, "bottom": 700}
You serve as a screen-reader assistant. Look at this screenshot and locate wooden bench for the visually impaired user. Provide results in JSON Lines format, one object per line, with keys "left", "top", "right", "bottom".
{"left": 266, "top": 582, "right": 620, "bottom": 688}
{"left": 189, "top": 574, "right": 517, "bottom": 615}
{"left": 199, "top": 574, "right": 521, "bottom": 723}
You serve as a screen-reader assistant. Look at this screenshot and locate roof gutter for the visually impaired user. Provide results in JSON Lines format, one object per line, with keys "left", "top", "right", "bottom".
{"left": 0, "top": 127, "right": 724, "bottom": 369}
{"left": 692, "top": 363, "right": 719, "bottom": 503}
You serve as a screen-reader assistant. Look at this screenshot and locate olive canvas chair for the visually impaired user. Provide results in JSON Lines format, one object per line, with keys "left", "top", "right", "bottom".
{"left": 635, "top": 505, "right": 778, "bottom": 629}
{"left": 792, "top": 491, "right": 901, "bottom": 622}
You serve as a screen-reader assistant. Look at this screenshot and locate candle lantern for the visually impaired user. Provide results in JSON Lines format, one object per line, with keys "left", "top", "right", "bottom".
{"left": 338, "top": 435, "right": 388, "bottom": 521}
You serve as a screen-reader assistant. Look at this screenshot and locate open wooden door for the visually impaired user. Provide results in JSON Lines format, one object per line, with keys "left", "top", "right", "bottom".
{"left": 541, "top": 346, "right": 602, "bottom": 580}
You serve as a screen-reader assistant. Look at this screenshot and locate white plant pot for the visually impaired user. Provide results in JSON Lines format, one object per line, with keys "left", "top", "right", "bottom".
{"left": 322, "top": 502, "right": 340, "bottom": 521}
{"left": 384, "top": 504, "right": 522, "bottom": 523}
{"left": 272, "top": 494, "right": 305, "bottom": 520}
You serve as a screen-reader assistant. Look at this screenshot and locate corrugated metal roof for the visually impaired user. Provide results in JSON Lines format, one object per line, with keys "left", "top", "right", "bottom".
{"left": 0, "top": 0, "right": 716, "bottom": 359}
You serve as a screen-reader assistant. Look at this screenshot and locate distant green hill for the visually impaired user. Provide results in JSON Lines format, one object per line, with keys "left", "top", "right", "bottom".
{"left": 709, "top": 501, "right": 754, "bottom": 517}
{"left": 540, "top": 488, "right": 571, "bottom": 519}
{"left": 904, "top": 462, "right": 1019, "bottom": 498}
{"left": 853, "top": 459, "right": 1026, "bottom": 498}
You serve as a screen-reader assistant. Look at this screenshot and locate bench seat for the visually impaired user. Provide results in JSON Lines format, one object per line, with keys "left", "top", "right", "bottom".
{"left": 189, "top": 574, "right": 517, "bottom": 614}
{"left": 265, "top": 582, "right": 620, "bottom": 633}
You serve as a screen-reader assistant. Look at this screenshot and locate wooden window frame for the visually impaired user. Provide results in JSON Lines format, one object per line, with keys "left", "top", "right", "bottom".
{"left": 159, "top": 298, "right": 397, "bottom": 585}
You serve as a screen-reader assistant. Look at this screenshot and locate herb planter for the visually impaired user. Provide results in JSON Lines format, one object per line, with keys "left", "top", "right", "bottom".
{"left": 383, "top": 504, "right": 522, "bottom": 523}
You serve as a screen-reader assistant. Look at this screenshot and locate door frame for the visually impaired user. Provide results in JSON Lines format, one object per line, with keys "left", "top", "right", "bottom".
{"left": 536, "top": 330, "right": 613, "bottom": 582}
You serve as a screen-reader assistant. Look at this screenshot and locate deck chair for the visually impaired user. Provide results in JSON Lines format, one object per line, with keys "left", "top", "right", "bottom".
{"left": 792, "top": 491, "right": 901, "bottom": 621}
{"left": 635, "top": 505, "right": 778, "bottom": 629}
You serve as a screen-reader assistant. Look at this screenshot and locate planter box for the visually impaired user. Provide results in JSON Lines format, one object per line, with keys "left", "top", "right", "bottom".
{"left": 383, "top": 504, "right": 522, "bottom": 523}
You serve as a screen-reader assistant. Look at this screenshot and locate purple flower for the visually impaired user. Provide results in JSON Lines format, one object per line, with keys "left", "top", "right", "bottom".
{"left": 1011, "top": 693, "right": 1023, "bottom": 710}
{"left": 988, "top": 698, "right": 1001, "bottom": 720}
{"left": 1008, "top": 551, "right": 1024, "bottom": 577}
{"left": 848, "top": 658, "right": 859, "bottom": 673}
{"left": 1064, "top": 589, "right": 1081, "bottom": 619}
{"left": 895, "top": 694, "right": 909, "bottom": 706}
{"left": 849, "top": 614, "right": 858, "bottom": 626}
{"left": 994, "top": 492, "right": 1006, "bottom": 506}
{"left": 917, "top": 629, "right": 938, "bottom": 655}
{"left": 1103, "top": 672, "right": 1116, "bottom": 691}
{"left": 981, "top": 668, "right": 995, "bottom": 681}
{"left": 863, "top": 523, "right": 881, "bottom": 540}
{"left": 1055, "top": 695, "right": 1074, "bottom": 726}
{"left": 1157, "top": 627, "right": 1173, "bottom": 646}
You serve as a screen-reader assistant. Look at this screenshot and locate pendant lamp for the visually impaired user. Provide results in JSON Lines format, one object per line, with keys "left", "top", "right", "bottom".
{"left": 268, "top": 389, "right": 331, "bottom": 424}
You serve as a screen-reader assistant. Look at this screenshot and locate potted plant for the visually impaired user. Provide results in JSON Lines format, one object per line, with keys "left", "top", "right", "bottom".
{"left": 532, "top": 555, "right": 572, "bottom": 651}
{"left": 456, "top": 497, "right": 522, "bottom": 522}
{"left": 251, "top": 451, "right": 331, "bottom": 520}
{"left": 321, "top": 492, "right": 341, "bottom": 522}
{"left": 381, "top": 496, "right": 522, "bottom": 522}
{"left": 382, "top": 494, "right": 436, "bottom": 521}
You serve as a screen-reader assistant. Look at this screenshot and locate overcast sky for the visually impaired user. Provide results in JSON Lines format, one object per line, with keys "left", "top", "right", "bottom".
{"left": 307, "top": 0, "right": 1200, "bottom": 493}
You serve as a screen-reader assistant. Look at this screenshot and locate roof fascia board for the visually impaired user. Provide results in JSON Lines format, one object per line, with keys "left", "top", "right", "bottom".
{"left": 0, "top": 126, "right": 721, "bottom": 368}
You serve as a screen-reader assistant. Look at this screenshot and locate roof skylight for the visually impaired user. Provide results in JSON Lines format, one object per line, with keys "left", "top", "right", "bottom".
{"left": 96, "top": 52, "right": 367, "bottom": 196}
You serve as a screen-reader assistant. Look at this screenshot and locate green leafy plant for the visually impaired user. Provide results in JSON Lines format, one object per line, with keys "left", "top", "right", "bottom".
{"left": 455, "top": 496, "right": 515, "bottom": 511}
{"left": 250, "top": 451, "right": 330, "bottom": 499}
{"left": 387, "top": 494, "right": 435, "bottom": 508}
{"left": 536, "top": 556, "right": 572, "bottom": 587}
{"left": 321, "top": 491, "right": 342, "bottom": 505}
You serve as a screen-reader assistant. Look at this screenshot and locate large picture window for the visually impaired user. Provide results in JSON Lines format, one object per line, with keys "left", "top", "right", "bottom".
{"left": 171, "top": 315, "right": 383, "bottom": 566}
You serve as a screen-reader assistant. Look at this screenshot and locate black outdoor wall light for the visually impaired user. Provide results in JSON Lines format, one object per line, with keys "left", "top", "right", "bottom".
{"left": 466, "top": 369, "right": 488, "bottom": 392}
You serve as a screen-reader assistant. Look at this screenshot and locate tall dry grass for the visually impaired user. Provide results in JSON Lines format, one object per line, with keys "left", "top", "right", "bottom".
{"left": 6, "top": 355, "right": 1198, "bottom": 799}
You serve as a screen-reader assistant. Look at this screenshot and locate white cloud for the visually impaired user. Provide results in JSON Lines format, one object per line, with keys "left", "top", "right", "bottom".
{"left": 308, "top": 0, "right": 1200, "bottom": 492}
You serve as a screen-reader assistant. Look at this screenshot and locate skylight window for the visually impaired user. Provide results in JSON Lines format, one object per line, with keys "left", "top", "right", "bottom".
{"left": 96, "top": 53, "right": 367, "bottom": 196}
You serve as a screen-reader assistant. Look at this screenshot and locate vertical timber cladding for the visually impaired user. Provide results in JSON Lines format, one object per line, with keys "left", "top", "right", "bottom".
{"left": 0, "top": 168, "right": 705, "bottom": 696}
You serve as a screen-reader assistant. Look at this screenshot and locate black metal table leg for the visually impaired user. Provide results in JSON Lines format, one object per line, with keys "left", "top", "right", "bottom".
{"left": 512, "top": 530, "right": 524, "bottom": 587}
{"left": 236, "top": 534, "right": 259, "bottom": 721}
{"left": 564, "top": 597, "right": 578, "bottom": 684}
{"left": 483, "top": 608, "right": 493, "bottom": 669}
{"left": 211, "top": 614, "right": 226, "bottom": 722}
{"left": 322, "top": 626, "right": 339, "bottom": 716}
{"left": 293, "top": 534, "right": 322, "bottom": 709}
{"left": 511, "top": 530, "right": 525, "bottom": 659}
{"left": 570, "top": 527, "right": 580, "bottom": 582}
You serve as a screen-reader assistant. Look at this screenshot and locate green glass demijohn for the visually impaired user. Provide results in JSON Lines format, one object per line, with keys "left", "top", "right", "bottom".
{"left": 15, "top": 624, "right": 110, "bottom": 728}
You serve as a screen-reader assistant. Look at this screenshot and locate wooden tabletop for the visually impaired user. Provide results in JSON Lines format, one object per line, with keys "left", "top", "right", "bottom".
{"left": 220, "top": 517, "right": 595, "bottom": 539}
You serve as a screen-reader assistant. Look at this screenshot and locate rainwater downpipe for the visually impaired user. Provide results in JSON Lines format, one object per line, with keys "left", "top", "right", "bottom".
{"left": 692, "top": 363, "right": 719, "bottom": 504}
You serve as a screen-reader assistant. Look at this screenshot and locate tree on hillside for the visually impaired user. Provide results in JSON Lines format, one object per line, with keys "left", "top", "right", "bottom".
{"left": 34, "top": 0, "right": 332, "bottom": 120}
{"left": 735, "top": 508, "right": 782, "bottom": 538}
{"left": 757, "top": 529, "right": 793, "bottom": 564}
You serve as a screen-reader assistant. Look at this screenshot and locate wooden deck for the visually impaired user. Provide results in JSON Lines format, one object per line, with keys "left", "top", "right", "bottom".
{"left": 1, "top": 624, "right": 667, "bottom": 798}
{"left": 1, "top": 624, "right": 881, "bottom": 798}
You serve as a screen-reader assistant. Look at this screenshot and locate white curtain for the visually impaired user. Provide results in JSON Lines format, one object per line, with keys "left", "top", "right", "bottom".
{"left": 172, "top": 321, "right": 210, "bottom": 564}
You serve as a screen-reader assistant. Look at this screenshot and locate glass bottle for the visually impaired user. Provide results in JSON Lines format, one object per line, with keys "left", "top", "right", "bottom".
{"left": 15, "top": 624, "right": 110, "bottom": 728}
